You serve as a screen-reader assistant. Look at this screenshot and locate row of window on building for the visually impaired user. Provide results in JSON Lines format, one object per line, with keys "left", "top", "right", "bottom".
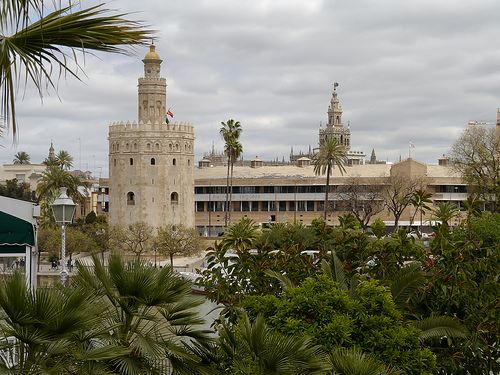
{"left": 127, "top": 191, "right": 179, "bottom": 205}
{"left": 195, "top": 185, "right": 467, "bottom": 195}
{"left": 110, "top": 141, "right": 192, "bottom": 153}
{"left": 113, "top": 157, "right": 190, "bottom": 167}
{"left": 196, "top": 200, "right": 326, "bottom": 212}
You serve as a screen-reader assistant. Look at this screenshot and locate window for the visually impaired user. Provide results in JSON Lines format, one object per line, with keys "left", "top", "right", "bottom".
{"left": 297, "top": 201, "right": 306, "bottom": 211}
{"left": 155, "top": 143, "right": 160, "bottom": 151}
{"left": 129, "top": 158, "right": 134, "bottom": 166}
{"left": 150, "top": 158, "right": 156, "bottom": 165}
{"left": 133, "top": 143, "right": 138, "bottom": 150}
{"left": 147, "top": 143, "right": 151, "bottom": 150}
{"left": 307, "top": 201, "right": 315, "bottom": 211}
{"left": 172, "top": 158, "right": 176, "bottom": 166}
{"left": 260, "top": 201, "right": 269, "bottom": 211}
{"left": 170, "top": 192, "right": 179, "bottom": 204}
{"left": 279, "top": 201, "right": 287, "bottom": 211}
{"left": 127, "top": 192, "right": 135, "bottom": 205}
{"left": 113, "top": 159, "right": 117, "bottom": 167}
{"left": 196, "top": 201, "right": 205, "bottom": 212}
{"left": 188, "top": 159, "right": 191, "bottom": 166}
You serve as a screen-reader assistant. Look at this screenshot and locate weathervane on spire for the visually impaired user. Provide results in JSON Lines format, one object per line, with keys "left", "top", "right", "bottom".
{"left": 333, "top": 82, "right": 339, "bottom": 90}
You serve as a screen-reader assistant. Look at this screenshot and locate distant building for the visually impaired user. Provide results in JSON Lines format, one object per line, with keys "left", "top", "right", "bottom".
{"left": 290, "top": 85, "right": 366, "bottom": 165}
{"left": 108, "top": 45, "right": 195, "bottom": 228}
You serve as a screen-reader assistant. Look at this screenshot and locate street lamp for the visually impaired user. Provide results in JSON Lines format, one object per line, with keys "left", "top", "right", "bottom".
{"left": 51, "top": 187, "right": 76, "bottom": 283}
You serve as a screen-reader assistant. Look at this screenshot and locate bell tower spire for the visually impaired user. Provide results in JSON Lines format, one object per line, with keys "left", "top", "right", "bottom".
{"left": 138, "top": 43, "right": 167, "bottom": 124}
{"left": 327, "top": 82, "right": 342, "bottom": 127}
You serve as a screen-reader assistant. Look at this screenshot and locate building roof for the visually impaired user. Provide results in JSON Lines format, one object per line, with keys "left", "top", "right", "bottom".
{"left": 195, "top": 160, "right": 462, "bottom": 181}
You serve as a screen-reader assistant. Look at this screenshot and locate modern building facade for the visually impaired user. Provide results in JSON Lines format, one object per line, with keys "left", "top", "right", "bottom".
{"left": 108, "top": 45, "right": 195, "bottom": 227}
{"left": 194, "top": 158, "right": 466, "bottom": 235}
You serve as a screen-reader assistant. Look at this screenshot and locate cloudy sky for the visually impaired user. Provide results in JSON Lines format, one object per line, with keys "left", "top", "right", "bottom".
{"left": 1, "top": 0, "right": 499, "bottom": 177}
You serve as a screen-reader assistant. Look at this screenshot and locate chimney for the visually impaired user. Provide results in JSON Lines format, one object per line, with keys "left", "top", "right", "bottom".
{"left": 438, "top": 154, "right": 449, "bottom": 166}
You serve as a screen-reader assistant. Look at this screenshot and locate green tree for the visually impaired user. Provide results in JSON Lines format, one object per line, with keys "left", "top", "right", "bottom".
{"left": 55, "top": 150, "right": 74, "bottom": 170}
{"left": 0, "top": 0, "right": 152, "bottom": 138}
{"left": 243, "top": 276, "right": 437, "bottom": 374}
{"left": 431, "top": 201, "right": 459, "bottom": 228}
{"left": 450, "top": 125, "right": 500, "bottom": 212}
{"left": 74, "top": 254, "right": 212, "bottom": 374}
{"left": 109, "top": 222, "right": 154, "bottom": 261}
{"left": 312, "top": 137, "right": 347, "bottom": 220}
{"left": 12, "top": 151, "right": 30, "bottom": 164}
{"left": 222, "top": 217, "right": 258, "bottom": 253}
{"left": 220, "top": 119, "right": 242, "bottom": 226}
{"left": 155, "top": 224, "right": 201, "bottom": 268}
{"left": 36, "top": 166, "right": 87, "bottom": 227}
{"left": 370, "top": 218, "right": 386, "bottom": 239}
{"left": 0, "top": 178, "right": 32, "bottom": 201}
{"left": 410, "top": 188, "right": 433, "bottom": 234}
{"left": 38, "top": 226, "right": 98, "bottom": 263}
{"left": 421, "top": 213, "right": 500, "bottom": 374}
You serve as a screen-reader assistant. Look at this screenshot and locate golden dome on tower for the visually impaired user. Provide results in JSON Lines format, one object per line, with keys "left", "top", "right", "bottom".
{"left": 144, "top": 44, "right": 161, "bottom": 60}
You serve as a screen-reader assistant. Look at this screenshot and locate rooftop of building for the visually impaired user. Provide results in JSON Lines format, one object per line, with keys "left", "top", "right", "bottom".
{"left": 195, "top": 159, "right": 460, "bottom": 180}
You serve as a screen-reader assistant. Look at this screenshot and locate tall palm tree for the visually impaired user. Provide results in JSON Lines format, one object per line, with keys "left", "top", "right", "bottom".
{"left": 74, "top": 253, "right": 213, "bottom": 374}
{"left": 312, "top": 137, "right": 348, "bottom": 220}
{"left": 36, "top": 165, "right": 87, "bottom": 226}
{"left": 410, "top": 189, "right": 433, "bottom": 234}
{"left": 220, "top": 119, "right": 242, "bottom": 226}
{"left": 12, "top": 151, "right": 30, "bottom": 164}
{"left": 0, "top": 1, "right": 152, "bottom": 138}
{"left": 227, "top": 137, "right": 243, "bottom": 223}
{"left": 56, "top": 150, "right": 74, "bottom": 170}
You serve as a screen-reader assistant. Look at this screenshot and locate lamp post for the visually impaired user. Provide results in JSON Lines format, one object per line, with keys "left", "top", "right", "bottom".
{"left": 51, "top": 187, "right": 76, "bottom": 284}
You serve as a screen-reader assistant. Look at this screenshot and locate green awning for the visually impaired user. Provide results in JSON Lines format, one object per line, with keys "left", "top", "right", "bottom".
{"left": 0, "top": 211, "right": 35, "bottom": 253}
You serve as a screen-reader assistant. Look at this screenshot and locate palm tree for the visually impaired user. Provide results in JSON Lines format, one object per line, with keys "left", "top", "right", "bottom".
{"left": 56, "top": 150, "right": 74, "bottom": 170}
{"left": 74, "top": 253, "right": 213, "bottom": 374}
{"left": 215, "top": 314, "right": 329, "bottom": 375}
{"left": 222, "top": 217, "right": 258, "bottom": 253}
{"left": 312, "top": 137, "right": 348, "bottom": 220}
{"left": 0, "top": 272, "right": 123, "bottom": 373}
{"left": 432, "top": 201, "right": 459, "bottom": 227}
{"left": 227, "top": 138, "right": 243, "bottom": 224}
{"left": 12, "top": 151, "right": 30, "bottom": 164}
{"left": 330, "top": 347, "right": 398, "bottom": 375}
{"left": 36, "top": 166, "right": 87, "bottom": 226}
{"left": 0, "top": 1, "right": 152, "bottom": 138}
{"left": 410, "top": 189, "right": 433, "bottom": 235}
{"left": 220, "top": 119, "right": 242, "bottom": 226}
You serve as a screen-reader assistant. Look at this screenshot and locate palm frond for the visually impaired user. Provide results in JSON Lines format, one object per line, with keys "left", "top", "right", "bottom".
{"left": 1, "top": 2, "right": 152, "bottom": 136}
{"left": 412, "top": 316, "right": 469, "bottom": 342}
{"left": 321, "top": 251, "right": 348, "bottom": 291}
{"left": 330, "top": 347, "right": 398, "bottom": 375}
{"left": 264, "top": 269, "right": 295, "bottom": 290}
{"left": 389, "top": 264, "right": 426, "bottom": 310}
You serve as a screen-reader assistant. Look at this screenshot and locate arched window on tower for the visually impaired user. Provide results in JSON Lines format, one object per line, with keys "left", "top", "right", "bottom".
{"left": 170, "top": 192, "right": 179, "bottom": 204}
{"left": 127, "top": 192, "right": 135, "bottom": 205}
{"left": 147, "top": 143, "right": 151, "bottom": 150}
{"left": 150, "top": 158, "right": 156, "bottom": 165}
{"left": 155, "top": 143, "right": 160, "bottom": 151}
{"left": 172, "top": 158, "right": 176, "bottom": 166}
{"left": 336, "top": 116, "right": 340, "bottom": 125}
{"left": 130, "top": 158, "right": 134, "bottom": 166}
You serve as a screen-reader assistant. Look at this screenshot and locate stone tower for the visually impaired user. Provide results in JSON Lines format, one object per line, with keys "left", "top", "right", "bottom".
{"left": 319, "top": 85, "right": 351, "bottom": 149}
{"left": 108, "top": 45, "right": 195, "bottom": 228}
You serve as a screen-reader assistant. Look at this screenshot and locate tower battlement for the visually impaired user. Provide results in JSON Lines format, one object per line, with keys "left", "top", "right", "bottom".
{"left": 109, "top": 121, "right": 194, "bottom": 134}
